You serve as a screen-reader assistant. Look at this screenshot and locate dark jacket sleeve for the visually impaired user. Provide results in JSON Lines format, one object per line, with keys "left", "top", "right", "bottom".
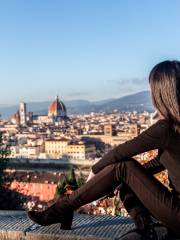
{"left": 92, "top": 119, "right": 170, "bottom": 174}
{"left": 143, "top": 149, "right": 165, "bottom": 175}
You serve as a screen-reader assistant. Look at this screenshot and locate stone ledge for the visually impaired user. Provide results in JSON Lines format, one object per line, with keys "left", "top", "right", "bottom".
{"left": 0, "top": 211, "right": 178, "bottom": 240}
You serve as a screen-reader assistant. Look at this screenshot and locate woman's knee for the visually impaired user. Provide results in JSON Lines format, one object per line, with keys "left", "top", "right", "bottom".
{"left": 114, "top": 157, "right": 139, "bottom": 169}
{"left": 113, "top": 158, "right": 144, "bottom": 181}
{"left": 102, "top": 158, "right": 141, "bottom": 178}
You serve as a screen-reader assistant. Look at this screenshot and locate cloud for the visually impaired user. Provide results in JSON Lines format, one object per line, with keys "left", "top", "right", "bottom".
{"left": 106, "top": 77, "right": 149, "bottom": 97}
{"left": 108, "top": 77, "right": 148, "bottom": 86}
{"left": 67, "top": 91, "right": 89, "bottom": 97}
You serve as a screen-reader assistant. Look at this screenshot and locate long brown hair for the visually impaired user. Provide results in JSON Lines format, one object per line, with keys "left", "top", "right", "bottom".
{"left": 149, "top": 60, "right": 180, "bottom": 134}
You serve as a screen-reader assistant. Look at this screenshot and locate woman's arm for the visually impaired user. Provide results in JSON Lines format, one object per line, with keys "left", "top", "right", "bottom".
{"left": 92, "top": 119, "right": 170, "bottom": 174}
{"left": 143, "top": 149, "right": 165, "bottom": 175}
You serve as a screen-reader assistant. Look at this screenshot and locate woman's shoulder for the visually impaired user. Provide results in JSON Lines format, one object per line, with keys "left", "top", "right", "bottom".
{"left": 148, "top": 118, "right": 170, "bottom": 131}
{"left": 154, "top": 118, "right": 175, "bottom": 132}
{"left": 156, "top": 118, "right": 170, "bottom": 127}
{"left": 142, "top": 118, "right": 170, "bottom": 142}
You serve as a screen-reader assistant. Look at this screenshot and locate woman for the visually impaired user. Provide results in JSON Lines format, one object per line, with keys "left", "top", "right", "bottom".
{"left": 28, "top": 60, "right": 180, "bottom": 239}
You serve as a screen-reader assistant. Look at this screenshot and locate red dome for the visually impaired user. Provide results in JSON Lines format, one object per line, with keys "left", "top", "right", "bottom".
{"left": 48, "top": 96, "right": 67, "bottom": 117}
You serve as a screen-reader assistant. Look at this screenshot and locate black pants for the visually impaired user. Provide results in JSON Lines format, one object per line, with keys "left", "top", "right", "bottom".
{"left": 68, "top": 157, "right": 180, "bottom": 236}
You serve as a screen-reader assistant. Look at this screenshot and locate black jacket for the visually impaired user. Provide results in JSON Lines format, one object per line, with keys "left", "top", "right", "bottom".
{"left": 92, "top": 119, "right": 180, "bottom": 194}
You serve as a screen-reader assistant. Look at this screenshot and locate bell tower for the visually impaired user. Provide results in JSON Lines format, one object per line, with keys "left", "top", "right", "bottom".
{"left": 19, "top": 102, "right": 27, "bottom": 125}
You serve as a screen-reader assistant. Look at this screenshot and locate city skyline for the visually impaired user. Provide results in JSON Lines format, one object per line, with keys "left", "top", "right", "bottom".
{"left": 1, "top": 1, "right": 180, "bottom": 103}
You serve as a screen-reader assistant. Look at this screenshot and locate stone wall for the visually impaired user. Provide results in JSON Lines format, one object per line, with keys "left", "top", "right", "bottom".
{"left": 0, "top": 211, "right": 176, "bottom": 240}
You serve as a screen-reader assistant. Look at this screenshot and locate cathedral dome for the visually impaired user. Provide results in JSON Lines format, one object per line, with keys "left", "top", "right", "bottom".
{"left": 48, "top": 96, "right": 67, "bottom": 117}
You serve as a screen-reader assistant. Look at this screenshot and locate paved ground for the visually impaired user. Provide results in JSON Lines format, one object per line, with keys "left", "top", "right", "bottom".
{"left": 0, "top": 211, "right": 178, "bottom": 240}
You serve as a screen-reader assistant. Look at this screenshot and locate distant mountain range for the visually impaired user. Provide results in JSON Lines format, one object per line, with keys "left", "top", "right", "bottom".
{"left": 0, "top": 90, "right": 154, "bottom": 119}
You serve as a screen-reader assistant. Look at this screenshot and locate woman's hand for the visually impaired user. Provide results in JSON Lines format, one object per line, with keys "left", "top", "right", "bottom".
{"left": 86, "top": 170, "right": 95, "bottom": 182}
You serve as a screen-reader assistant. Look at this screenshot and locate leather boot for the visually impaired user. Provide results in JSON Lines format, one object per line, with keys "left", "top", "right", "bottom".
{"left": 134, "top": 213, "right": 158, "bottom": 240}
{"left": 27, "top": 196, "right": 74, "bottom": 230}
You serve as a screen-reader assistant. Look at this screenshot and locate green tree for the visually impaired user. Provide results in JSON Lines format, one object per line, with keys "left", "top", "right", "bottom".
{"left": 56, "top": 173, "right": 67, "bottom": 197}
{"left": 76, "top": 170, "right": 85, "bottom": 187}
{"left": 66, "top": 167, "right": 78, "bottom": 189}
{"left": 0, "top": 132, "right": 11, "bottom": 188}
{"left": 0, "top": 132, "right": 26, "bottom": 210}
{"left": 56, "top": 167, "right": 84, "bottom": 198}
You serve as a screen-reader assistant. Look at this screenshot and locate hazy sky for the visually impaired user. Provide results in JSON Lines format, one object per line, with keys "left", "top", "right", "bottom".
{"left": 1, "top": 0, "right": 180, "bottom": 104}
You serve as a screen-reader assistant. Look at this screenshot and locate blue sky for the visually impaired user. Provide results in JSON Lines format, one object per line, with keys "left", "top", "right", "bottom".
{"left": 0, "top": 0, "right": 180, "bottom": 104}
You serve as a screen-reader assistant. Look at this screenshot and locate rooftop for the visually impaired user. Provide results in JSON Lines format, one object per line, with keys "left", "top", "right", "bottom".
{"left": 0, "top": 211, "right": 176, "bottom": 240}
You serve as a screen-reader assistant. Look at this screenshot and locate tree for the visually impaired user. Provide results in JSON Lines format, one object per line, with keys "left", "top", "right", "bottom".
{"left": 56, "top": 167, "right": 85, "bottom": 198}
{"left": 76, "top": 170, "right": 85, "bottom": 187}
{"left": 66, "top": 167, "right": 78, "bottom": 189}
{"left": 0, "top": 132, "right": 11, "bottom": 188}
{"left": 0, "top": 132, "right": 26, "bottom": 210}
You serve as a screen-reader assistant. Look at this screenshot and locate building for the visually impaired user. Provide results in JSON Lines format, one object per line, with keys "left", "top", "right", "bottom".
{"left": 18, "top": 145, "right": 41, "bottom": 159}
{"left": 9, "top": 170, "right": 62, "bottom": 202}
{"left": 45, "top": 138, "right": 96, "bottom": 160}
{"left": 104, "top": 124, "right": 116, "bottom": 136}
{"left": 33, "top": 95, "right": 69, "bottom": 124}
{"left": 45, "top": 138, "right": 69, "bottom": 159}
{"left": 66, "top": 141, "right": 96, "bottom": 160}
{"left": 10, "top": 96, "right": 68, "bottom": 125}
{"left": 10, "top": 102, "right": 33, "bottom": 126}
{"left": 11, "top": 111, "right": 20, "bottom": 125}
{"left": 19, "top": 102, "right": 27, "bottom": 125}
{"left": 48, "top": 95, "right": 67, "bottom": 119}
{"left": 81, "top": 123, "right": 140, "bottom": 146}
